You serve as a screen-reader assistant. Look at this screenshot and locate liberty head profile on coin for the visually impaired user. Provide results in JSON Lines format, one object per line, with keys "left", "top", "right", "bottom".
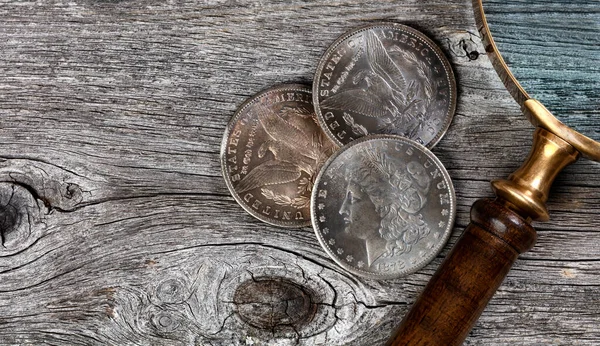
{"left": 221, "top": 84, "right": 337, "bottom": 228}
{"left": 340, "top": 157, "right": 432, "bottom": 267}
{"left": 313, "top": 23, "right": 456, "bottom": 148}
{"left": 311, "top": 135, "right": 455, "bottom": 279}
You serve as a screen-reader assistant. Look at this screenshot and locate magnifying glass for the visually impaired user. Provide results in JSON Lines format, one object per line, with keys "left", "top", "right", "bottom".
{"left": 387, "top": 1, "right": 599, "bottom": 345}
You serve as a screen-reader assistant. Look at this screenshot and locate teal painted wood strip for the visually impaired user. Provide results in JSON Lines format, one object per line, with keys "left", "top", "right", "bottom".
{"left": 484, "top": 0, "right": 600, "bottom": 140}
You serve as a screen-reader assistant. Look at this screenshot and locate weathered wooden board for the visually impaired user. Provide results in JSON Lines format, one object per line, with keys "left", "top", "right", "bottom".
{"left": 0, "top": 0, "right": 598, "bottom": 345}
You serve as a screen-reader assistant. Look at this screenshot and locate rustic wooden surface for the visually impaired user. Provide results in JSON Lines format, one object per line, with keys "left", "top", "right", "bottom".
{"left": 0, "top": 1, "right": 598, "bottom": 345}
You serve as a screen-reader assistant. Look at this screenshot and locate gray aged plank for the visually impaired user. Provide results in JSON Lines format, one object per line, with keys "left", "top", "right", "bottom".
{"left": 0, "top": 0, "right": 598, "bottom": 345}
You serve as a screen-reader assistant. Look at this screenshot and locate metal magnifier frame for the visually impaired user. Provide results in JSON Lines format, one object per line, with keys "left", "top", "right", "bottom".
{"left": 386, "top": 1, "right": 598, "bottom": 345}
{"left": 473, "top": 0, "right": 599, "bottom": 222}
{"left": 474, "top": 0, "right": 600, "bottom": 161}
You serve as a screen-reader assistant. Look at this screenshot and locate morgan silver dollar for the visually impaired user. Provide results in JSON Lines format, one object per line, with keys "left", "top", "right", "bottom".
{"left": 313, "top": 23, "right": 457, "bottom": 148}
{"left": 221, "top": 84, "right": 337, "bottom": 227}
{"left": 311, "top": 135, "right": 456, "bottom": 279}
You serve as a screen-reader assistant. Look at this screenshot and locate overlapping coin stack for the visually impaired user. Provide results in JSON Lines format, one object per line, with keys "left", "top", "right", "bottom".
{"left": 221, "top": 23, "right": 457, "bottom": 279}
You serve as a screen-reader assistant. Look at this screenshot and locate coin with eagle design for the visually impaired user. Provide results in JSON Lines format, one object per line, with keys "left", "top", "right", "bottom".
{"left": 221, "top": 84, "right": 337, "bottom": 227}
{"left": 313, "top": 23, "right": 456, "bottom": 148}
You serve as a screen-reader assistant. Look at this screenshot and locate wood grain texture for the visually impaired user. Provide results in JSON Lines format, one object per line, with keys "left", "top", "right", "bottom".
{"left": 0, "top": 0, "right": 598, "bottom": 345}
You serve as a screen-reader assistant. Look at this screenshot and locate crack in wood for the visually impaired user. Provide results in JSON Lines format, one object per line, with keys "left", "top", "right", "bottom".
{"left": 0, "top": 0, "right": 598, "bottom": 344}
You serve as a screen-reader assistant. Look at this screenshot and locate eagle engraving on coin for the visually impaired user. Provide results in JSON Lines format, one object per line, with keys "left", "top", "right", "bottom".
{"left": 321, "top": 30, "right": 428, "bottom": 121}
{"left": 311, "top": 135, "right": 455, "bottom": 279}
{"left": 221, "top": 84, "right": 337, "bottom": 227}
{"left": 314, "top": 23, "right": 456, "bottom": 148}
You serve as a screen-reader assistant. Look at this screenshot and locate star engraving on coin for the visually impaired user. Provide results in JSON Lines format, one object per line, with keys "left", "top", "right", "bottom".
{"left": 311, "top": 135, "right": 456, "bottom": 279}
{"left": 313, "top": 23, "right": 457, "bottom": 148}
{"left": 221, "top": 84, "right": 337, "bottom": 227}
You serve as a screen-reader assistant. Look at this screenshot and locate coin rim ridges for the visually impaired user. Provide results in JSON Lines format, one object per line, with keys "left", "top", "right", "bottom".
{"left": 312, "top": 22, "right": 457, "bottom": 149}
{"left": 310, "top": 134, "right": 456, "bottom": 279}
{"left": 220, "top": 83, "right": 316, "bottom": 228}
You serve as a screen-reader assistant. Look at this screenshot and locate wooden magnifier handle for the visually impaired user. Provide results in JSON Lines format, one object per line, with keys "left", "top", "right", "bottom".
{"left": 387, "top": 127, "right": 579, "bottom": 346}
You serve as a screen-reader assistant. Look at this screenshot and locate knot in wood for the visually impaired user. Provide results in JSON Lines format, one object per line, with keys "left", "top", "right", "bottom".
{"left": 143, "top": 304, "right": 187, "bottom": 334}
{"left": 0, "top": 183, "right": 44, "bottom": 251}
{"left": 460, "top": 38, "right": 480, "bottom": 60}
{"left": 154, "top": 278, "right": 188, "bottom": 304}
{"left": 233, "top": 277, "right": 317, "bottom": 331}
{"left": 0, "top": 200, "right": 21, "bottom": 241}
{"left": 151, "top": 310, "right": 182, "bottom": 333}
{"left": 64, "top": 183, "right": 83, "bottom": 201}
{"left": 447, "top": 32, "right": 482, "bottom": 62}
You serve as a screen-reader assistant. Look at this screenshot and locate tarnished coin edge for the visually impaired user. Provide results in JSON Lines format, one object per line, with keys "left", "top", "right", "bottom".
{"left": 220, "top": 84, "right": 315, "bottom": 228}
{"left": 312, "top": 22, "right": 457, "bottom": 149}
{"left": 310, "top": 134, "right": 457, "bottom": 279}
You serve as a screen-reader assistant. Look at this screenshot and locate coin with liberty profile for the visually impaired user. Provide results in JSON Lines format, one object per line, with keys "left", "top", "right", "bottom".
{"left": 311, "top": 135, "right": 455, "bottom": 279}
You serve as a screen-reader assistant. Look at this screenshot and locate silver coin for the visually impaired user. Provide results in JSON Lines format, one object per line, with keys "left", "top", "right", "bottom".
{"left": 313, "top": 23, "right": 457, "bottom": 148}
{"left": 311, "top": 135, "right": 456, "bottom": 279}
{"left": 221, "top": 84, "right": 337, "bottom": 228}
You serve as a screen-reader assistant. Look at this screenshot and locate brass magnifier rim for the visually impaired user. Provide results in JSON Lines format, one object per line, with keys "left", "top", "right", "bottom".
{"left": 473, "top": 0, "right": 600, "bottom": 161}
